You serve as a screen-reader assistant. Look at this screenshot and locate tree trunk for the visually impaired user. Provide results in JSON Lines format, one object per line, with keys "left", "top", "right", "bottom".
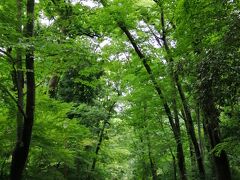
{"left": 147, "top": 8, "right": 206, "bottom": 177}
{"left": 159, "top": 9, "right": 205, "bottom": 179}
{"left": 196, "top": 104, "right": 204, "bottom": 159}
{"left": 10, "top": 0, "right": 35, "bottom": 179}
{"left": 99, "top": 2, "right": 187, "bottom": 179}
{"left": 90, "top": 102, "right": 115, "bottom": 172}
{"left": 175, "top": 73, "right": 205, "bottom": 179}
{"left": 200, "top": 78, "right": 231, "bottom": 180}
{"left": 145, "top": 126, "right": 158, "bottom": 180}
{"left": 10, "top": 0, "right": 25, "bottom": 177}
{"left": 138, "top": 136, "right": 148, "bottom": 180}
{"left": 171, "top": 153, "right": 177, "bottom": 180}
{"left": 90, "top": 119, "right": 107, "bottom": 172}
{"left": 172, "top": 99, "right": 187, "bottom": 180}
{"left": 148, "top": 142, "right": 158, "bottom": 180}
{"left": 189, "top": 137, "right": 196, "bottom": 175}
{"left": 118, "top": 23, "right": 187, "bottom": 180}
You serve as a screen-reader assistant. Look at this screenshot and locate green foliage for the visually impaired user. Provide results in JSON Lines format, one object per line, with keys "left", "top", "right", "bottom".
{"left": 58, "top": 65, "right": 103, "bottom": 104}
{"left": 0, "top": 0, "right": 239, "bottom": 179}
{"left": 23, "top": 94, "right": 95, "bottom": 179}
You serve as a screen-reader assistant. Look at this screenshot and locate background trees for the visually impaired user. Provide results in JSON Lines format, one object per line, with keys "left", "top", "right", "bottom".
{"left": 0, "top": 0, "right": 239, "bottom": 179}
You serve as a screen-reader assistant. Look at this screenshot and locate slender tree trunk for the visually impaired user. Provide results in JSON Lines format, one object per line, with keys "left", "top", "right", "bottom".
{"left": 199, "top": 75, "right": 231, "bottom": 180}
{"left": 189, "top": 137, "right": 196, "bottom": 175}
{"left": 148, "top": 11, "right": 205, "bottom": 176}
{"left": 142, "top": 105, "right": 158, "bottom": 180}
{"left": 196, "top": 104, "right": 204, "bottom": 159}
{"left": 202, "top": 115, "right": 216, "bottom": 178}
{"left": 10, "top": 0, "right": 24, "bottom": 178}
{"left": 147, "top": 142, "right": 158, "bottom": 180}
{"left": 172, "top": 99, "right": 187, "bottom": 180}
{"left": 10, "top": 0, "right": 35, "bottom": 179}
{"left": 145, "top": 120, "right": 158, "bottom": 180}
{"left": 170, "top": 151, "right": 177, "bottom": 180}
{"left": 90, "top": 103, "right": 115, "bottom": 172}
{"left": 90, "top": 119, "right": 107, "bottom": 171}
{"left": 15, "top": 0, "right": 24, "bottom": 143}
{"left": 157, "top": 115, "right": 186, "bottom": 180}
{"left": 175, "top": 73, "right": 205, "bottom": 179}
{"left": 138, "top": 136, "right": 148, "bottom": 180}
{"left": 159, "top": 9, "right": 205, "bottom": 179}
{"left": 118, "top": 23, "right": 187, "bottom": 180}
{"left": 99, "top": 2, "right": 187, "bottom": 179}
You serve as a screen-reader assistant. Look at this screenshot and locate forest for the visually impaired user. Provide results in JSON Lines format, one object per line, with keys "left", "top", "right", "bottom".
{"left": 0, "top": 0, "right": 239, "bottom": 179}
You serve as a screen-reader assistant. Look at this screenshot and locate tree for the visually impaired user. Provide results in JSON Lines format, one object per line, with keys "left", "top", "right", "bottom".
{"left": 10, "top": 0, "right": 36, "bottom": 179}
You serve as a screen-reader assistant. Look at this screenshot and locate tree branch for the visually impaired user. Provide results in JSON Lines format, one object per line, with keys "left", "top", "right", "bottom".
{"left": 0, "top": 84, "right": 27, "bottom": 120}
{"left": 0, "top": 49, "right": 15, "bottom": 63}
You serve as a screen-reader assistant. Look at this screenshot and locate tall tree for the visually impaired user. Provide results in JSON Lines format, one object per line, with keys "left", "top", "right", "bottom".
{"left": 98, "top": 1, "right": 187, "bottom": 178}
{"left": 174, "top": 0, "right": 239, "bottom": 179}
{"left": 157, "top": 4, "right": 205, "bottom": 178}
{"left": 10, "top": 0, "right": 25, "bottom": 177}
{"left": 10, "top": 0, "right": 35, "bottom": 179}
